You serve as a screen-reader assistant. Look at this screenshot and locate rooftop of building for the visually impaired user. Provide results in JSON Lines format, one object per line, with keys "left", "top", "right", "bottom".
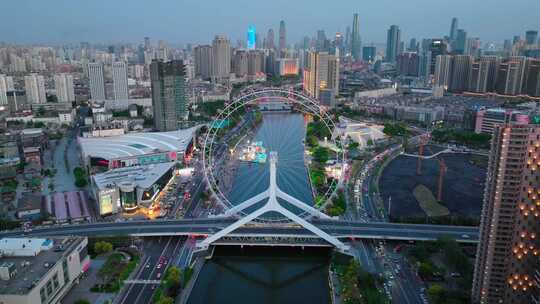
{"left": 78, "top": 126, "right": 200, "bottom": 160}
{"left": 17, "top": 193, "right": 43, "bottom": 212}
{"left": 92, "top": 161, "right": 175, "bottom": 191}
{"left": 0, "top": 237, "right": 85, "bottom": 295}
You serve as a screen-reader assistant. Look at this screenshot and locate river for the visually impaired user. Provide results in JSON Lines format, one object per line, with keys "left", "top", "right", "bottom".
{"left": 227, "top": 113, "right": 314, "bottom": 217}
{"left": 188, "top": 247, "right": 331, "bottom": 304}
{"left": 188, "top": 113, "right": 331, "bottom": 303}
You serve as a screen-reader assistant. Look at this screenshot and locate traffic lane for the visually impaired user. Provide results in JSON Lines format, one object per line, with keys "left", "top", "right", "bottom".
{"left": 119, "top": 237, "right": 173, "bottom": 304}
{"left": 184, "top": 177, "right": 205, "bottom": 218}
{"left": 313, "top": 220, "right": 479, "bottom": 233}
{"left": 12, "top": 224, "right": 479, "bottom": 242}
{"left": 135, "top": 237, "right": 185, "bottom": 304}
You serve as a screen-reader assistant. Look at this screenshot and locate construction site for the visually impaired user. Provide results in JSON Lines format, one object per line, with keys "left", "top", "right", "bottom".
{"left": 378, "top": 140, "right": 488, "bottom": 220}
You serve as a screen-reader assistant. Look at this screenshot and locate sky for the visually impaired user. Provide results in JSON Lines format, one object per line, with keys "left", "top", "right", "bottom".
{"left": 2, "top": 0, "right": 539, "bottom": 45}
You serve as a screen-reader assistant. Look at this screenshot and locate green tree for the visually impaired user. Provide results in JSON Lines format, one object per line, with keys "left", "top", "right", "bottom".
{"left": 73, "top": 167, "right": 86, "bottom": 178}
{"left": 164, "top": 266, "right": 181, "bottom": 291}
{"left": 383, "top": 122, "right": 408, "bottom": 137}
{"left": 427, "top": 284, "right": 445, "bottom": 303}
{"left": 36, "top": 106, "right": 46, "bottom": 117}
{"left": 307, "top": 135, "right": 319, "bottom": 147}
{"left": 75, "top": 178, "right": 88, "bottom": 188}
{"left": 348, "top": 141, "right": 360, "bottom": 150}
{"left": 418, "top": 262, "right": 434, "bottom": 278}
{"left": 155, "top": 297, "right": 174, "bottom": 304}
{"left": 310, "top": 169, "right": 326, "bottom": 188}
{"left": 341, "top": 260, "right": 362, "bottom": 304}
{"left": 312, "top": 147, "right": 330, "bottom": 164}
{"left": 94, "top": 241, "right": 113, "bottom": 255}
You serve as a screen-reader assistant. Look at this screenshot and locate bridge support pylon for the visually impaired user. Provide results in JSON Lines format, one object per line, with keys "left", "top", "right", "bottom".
{"left": 198, "top": 151, "right": 350, "bottom": 254}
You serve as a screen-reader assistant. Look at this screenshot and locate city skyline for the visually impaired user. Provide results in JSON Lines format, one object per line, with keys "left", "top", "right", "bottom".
{"left": 2, "top": 0, "right": 539, "bottom": 45}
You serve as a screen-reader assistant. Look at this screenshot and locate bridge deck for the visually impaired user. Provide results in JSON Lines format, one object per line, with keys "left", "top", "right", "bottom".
{"left": 2, "top": 219, "right": 479, "bottom": 243}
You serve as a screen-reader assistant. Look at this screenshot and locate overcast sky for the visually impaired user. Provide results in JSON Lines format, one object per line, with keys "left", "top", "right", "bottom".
{"left": 2, "top": 0, "right": 539, "bottom": 45}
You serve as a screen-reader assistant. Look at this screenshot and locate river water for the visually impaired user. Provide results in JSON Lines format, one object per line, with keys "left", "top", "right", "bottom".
{"left": 227, "top": 113, "right": 314, "bottom": 217}
{"left": 188, "top": 247, "right": 331, "bottom": 304}
{"left": 188, "top": 113, "right": 330, "bottom": 303}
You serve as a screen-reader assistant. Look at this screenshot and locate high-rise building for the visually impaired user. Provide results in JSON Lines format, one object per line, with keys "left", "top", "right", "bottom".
{"left": 472, "top": 123, "right": 540, "bottom": 304}
{"left": 112, "top": 61, "right": 129, "bottom": 100}
{"left": 408, "top": 38, "right": 418, "bottom": 52}
{"left": 466, "top": 37, "right": 482, "bottom": 57}
{"left": 525, "top": 30, "right": 538, "bottom": 46}
{"left": 504, "top": 39, "right": 513, "bottom": 52}
{"left": 247, "top": 50, "right": 265, "bottom": 77}
{"left": 454, "top": 29, "right": 467, "bottom": 54}
{"left": 212, "top": 36, "right": 231, "bottom": 82}
{"left": 266, "top": 29, "right": 275, "bottom": 50}
{"left": 362, "top": 46, "right": 376, "bottom": 62}
{"left": 87, "top": 62, "right": 106, "bottom": 100}
{"left": 255, "top": 33, "right": 261, "bottom": 50}
{"left": 469, "top": 60, "right": 491, "bottom": 93}
{"left": 419, "top": 50, "right": 432, "bottom": 79}
{"left": 386, "top": 25, "right": 401, "bottom": 63}
{"left": 397, "top": 52, "right": 419, "bottom": 77}
{"left": 333, "top": 32, "right": 344, "bottom": 57}
{"left": 279, "top": 20, "right": 286, "bottom": 52}
{"left": 276, "top": 58, "right": 299, "bottom": 76}
{"left": 351, "top": 13, "right": 361, "bottom": 61}
{"left": 144, "top": 37, "right": 151, "bottom": 50}
{"left": 434, "top": 55, "right": 453, "bottom": 89}
{"left": 0, "top": 75, "right": 9, "bottom": 105}
{"left": 496, "top": 56, "right": 526, "bottom": 96}
{"left": 150, "top": 60, "right": 187, "bottom": 131}
{"left": 449, "top": 17, "right": 458, "bottom": 41}
{"left": 247, "top": 26, "right": 256, "bottom": 50}
{"left": 429, "top": 39, "right": 449, "bottom": 74}
{"left": 194, "top": 45, "right": 213, "bottom": 79}
{"left": 316, "top": 30, "right": 328, "bottom": 51}
{"left": 54, "top": 73, "right": 75, "bottom": 103}
{"left": 345, "top": 26, "right": 351, "bottom": 53}
{"left": 523, "top": 58, "right": 540, "bottom": 97}
{"left": 157, "top": 40, "right": 168, "bottom": 61}
{"left": 303, "top": 51, "right": 339, "bottom": 100}
{"left": 24, "top": 74, "right": 46, "bottom": 104}
{"left": 450, "top": 55, "right": 472, "bottom": 92}
{"left": 481, "top": 55, "right": 501, "bottom": 92}
{"left": 233, "top": 50, "right": 248, "bottom": 77}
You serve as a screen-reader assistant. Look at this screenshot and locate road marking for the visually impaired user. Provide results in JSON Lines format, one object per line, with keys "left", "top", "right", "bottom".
{"left": 125, "top": 279, "right": 161, "bottom": 284}
{"left": 128, "top": 237, "right": 173, "bottom": 304}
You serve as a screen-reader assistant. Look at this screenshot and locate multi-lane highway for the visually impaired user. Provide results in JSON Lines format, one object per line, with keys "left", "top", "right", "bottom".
{"left": 117, "top": 237, "right": 185, "bottom": 304}
{"left": 4, "top": 218, "right": 479, "bottom": 243}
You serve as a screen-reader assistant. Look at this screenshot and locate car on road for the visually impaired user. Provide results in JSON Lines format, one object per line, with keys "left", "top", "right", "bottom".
{"left": 461, "top": 234, "right": 470, "bottom": 238}
{"left": 157, "top": 273, "right": 161, "bottom": 279}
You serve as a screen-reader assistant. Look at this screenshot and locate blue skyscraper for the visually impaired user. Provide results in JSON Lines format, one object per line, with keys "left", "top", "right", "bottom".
{"left": 247, "top": 26, "right": 256, "bottom": 49}
{"left": 386, "top": 25, "right": 401, "bottom": 63}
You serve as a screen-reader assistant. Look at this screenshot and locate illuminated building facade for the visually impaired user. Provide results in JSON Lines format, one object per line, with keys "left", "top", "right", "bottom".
{"left": 473, "top": 124, "right": 540, "bottom": 303}
{"left": 276, "top": 58, "right": 299, "bottom": 76}
{"left": 303, "top": 51, "right": 339, "bottom": 100}
{"left": 247, "top": 25, "right": 256, "bottom": 49}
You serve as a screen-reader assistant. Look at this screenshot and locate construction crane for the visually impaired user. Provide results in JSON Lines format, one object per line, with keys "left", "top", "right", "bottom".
{"left": 416, "top": 134, "right": 429, "bottom": 175}
{"left": 437, "top": 158, "right": 447, "bottom": 202}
